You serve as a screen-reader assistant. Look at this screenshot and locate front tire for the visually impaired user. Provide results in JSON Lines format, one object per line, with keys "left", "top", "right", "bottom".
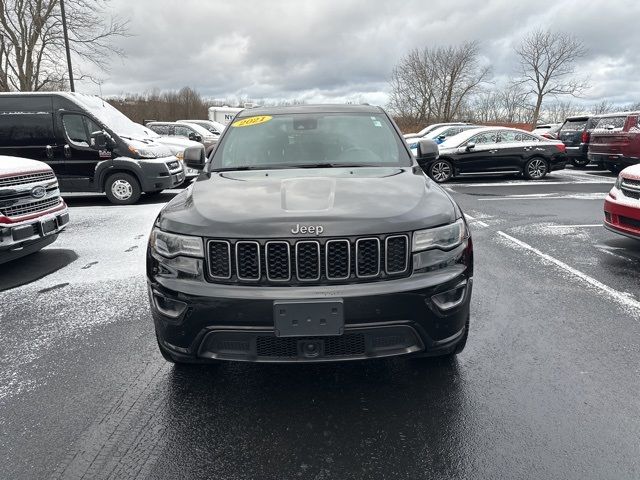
{"left": 523, "top": 157, "right": 548, "bottom": 180}
{"left": 104, "top": 172, "right": 142, "bottom": 205}
{"left": 429, "top": 159, "right": 453, "bottom": 183}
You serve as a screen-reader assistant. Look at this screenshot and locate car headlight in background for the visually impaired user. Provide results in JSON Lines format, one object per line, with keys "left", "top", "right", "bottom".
{"left": 412, "top": 218, "right": 467, "bottom": 252}
{"left": 150, "top": 228, "right": 203, "bottom": 258}
{"left": 614, "top": 174, "right": 623, "bottom": 189}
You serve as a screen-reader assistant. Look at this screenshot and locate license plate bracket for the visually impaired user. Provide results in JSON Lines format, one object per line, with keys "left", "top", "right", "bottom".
{"left": 40, "top": 218, "right": 57, "bottom": 236}
{"left": 273, "top": 299, "right": 344, "bottom": 337}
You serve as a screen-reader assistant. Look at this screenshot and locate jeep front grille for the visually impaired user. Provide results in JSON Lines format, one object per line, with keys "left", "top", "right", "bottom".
{"left": 206, "top": 234, "right": 410, "bottom": 285}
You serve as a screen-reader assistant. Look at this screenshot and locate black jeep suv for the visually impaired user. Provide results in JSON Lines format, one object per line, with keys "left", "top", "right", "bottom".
{"left": 147, "top": 105, "right": 473, "bottom": 363}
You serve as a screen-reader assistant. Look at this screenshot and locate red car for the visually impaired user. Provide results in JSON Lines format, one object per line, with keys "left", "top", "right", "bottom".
{"left": 604, "top": 164, "right": 640, "bottom": 240}
{"left": 589, "top": 112, "right": 640, "bottom": 173}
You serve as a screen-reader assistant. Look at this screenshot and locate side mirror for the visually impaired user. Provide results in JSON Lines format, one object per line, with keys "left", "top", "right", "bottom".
{"left": 437, "top": 134, "right": 446, "bottom": 140}
{"left": 188, "top": 132, "right": 203, "bottom": 142}
{"left": 184, "top": 145, "right": 206, "bottom": 170}
{"left": 90, "top": 130, "right": 115, "bottom": 150}
{"left": 465, "top": 142, "right": 476, "bottom": 151}
{"left": 416, "top": 138, "right": 439, "bottom": 164}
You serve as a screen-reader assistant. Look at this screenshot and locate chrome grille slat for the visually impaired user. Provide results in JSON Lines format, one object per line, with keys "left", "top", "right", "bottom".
{"left": 235, "top": 241, "right": 261, "bottom": 281}
{"left": 265, "top": 241, "right": 291, "bottom": 281}
{"left": 207, "top": 240, "right": 232, "bottom": 279}
{"left": 355, "top": 238, "right": 380, "bottom": 278}
{"left": 206, "top": 234, "right": 410, "bottom": 285}
{"left": 385, "top": 235, "right": 409, "bottom": 274}
{"left": 0, "top": 171, "right": 55, "bottom": 187}
{"left": 325, "top": 239, "right": 350, "bottom": 280}
{"left": 295, "top": 241, "right": 321, "bottom": 281}
{"left": 1, "top": 197, "right": 61, "bottom": 217}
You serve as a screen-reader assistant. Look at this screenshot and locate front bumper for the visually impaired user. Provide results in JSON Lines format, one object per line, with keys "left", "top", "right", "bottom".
{"left": 147, "top": 240, "right": 473, "bottom": 363}
{"left": 0, "top": 204, "right": 69, "bottom": 263}
{"left": 604, "top": 194, "right": 640, "bottom": 240}
{"left": 138, "top": 157, "right": 185, "bottom": 192}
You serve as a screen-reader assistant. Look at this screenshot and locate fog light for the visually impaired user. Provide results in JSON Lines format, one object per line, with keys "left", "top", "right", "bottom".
{"left": 152, "top": 290, "right": 188, "bottom": 319}
{"left": 432, "top": 284, "right": 466, "bottom": 310}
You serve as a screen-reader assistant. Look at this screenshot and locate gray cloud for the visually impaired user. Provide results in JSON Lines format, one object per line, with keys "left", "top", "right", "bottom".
{"left": 78, "top": 0, "right": 640, "bottom": 107}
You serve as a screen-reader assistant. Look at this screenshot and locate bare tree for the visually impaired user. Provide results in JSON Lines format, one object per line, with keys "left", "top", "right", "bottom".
{"left": 540, "top": 100, "right": 582, "bottom": 123}
{"left": 591, "top": 99, "right": 615, "bottom": 115}
{"left": 0, "top": 0, "right": 128, "bottom": 91}
{"left": 388, "top": 41, "right": 491, "bottom": 123}
{"left": 514, "top": 28, "right": 588, "bottom": 125}
{"left": 499, "top": 83, "right": 532, "bottom": 123}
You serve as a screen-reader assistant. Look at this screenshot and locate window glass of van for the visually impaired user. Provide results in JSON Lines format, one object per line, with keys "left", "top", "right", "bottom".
{"left": 0, "top": 112, "right": 55, "bottom": 146}
{"left": 63, "top": 114, "right": 101, "bottom": 147}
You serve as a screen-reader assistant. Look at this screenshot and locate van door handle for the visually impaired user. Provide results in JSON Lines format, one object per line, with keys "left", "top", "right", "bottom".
{"left": 46, "top": 145, "right": 54, "bottom": 159}
{"left": 489, "top": 149, "right": 499, "bottom": 153}
{"left": 63, "top": 144, "right": 71, "bottom": 158}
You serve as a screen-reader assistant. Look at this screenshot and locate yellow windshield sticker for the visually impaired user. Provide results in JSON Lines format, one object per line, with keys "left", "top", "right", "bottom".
{"left": 231, "top": 115, "right": 272, "bottom": 127}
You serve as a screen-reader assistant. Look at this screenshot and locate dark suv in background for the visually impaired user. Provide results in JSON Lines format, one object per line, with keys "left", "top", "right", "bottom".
{"left": 557, "top": 115, "right": 599, "bottom": 167}
{"left": 147, "top": 105, "right": 473, "bottom": 364}
{"left": 589, "top": 112, "right": 640, "bottom": 173}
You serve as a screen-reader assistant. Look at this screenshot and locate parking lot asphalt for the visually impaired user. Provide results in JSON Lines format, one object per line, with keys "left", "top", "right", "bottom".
{"left": 1, "top": 167, "right": 639, "bottom": 480}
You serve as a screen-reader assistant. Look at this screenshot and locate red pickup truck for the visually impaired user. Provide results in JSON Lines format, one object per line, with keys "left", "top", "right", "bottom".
{"left": 589, "top": 112, "right": 640, "bottom": 173}
{"left": 0, "top": 155, "right": 69, "bottom": 264}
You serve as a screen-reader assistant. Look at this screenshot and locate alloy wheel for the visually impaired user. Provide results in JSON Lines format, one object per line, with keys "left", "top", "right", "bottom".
{"left": 431, "top": 162, "right": 452, "bottom": 182}
{"left": 527, "top": 159, "right": 547, "bottom": 179}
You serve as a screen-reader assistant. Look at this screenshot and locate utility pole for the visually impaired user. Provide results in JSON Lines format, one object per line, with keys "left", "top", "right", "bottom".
{"left": 60, "top": 0, "right": 75, "bottom": 92}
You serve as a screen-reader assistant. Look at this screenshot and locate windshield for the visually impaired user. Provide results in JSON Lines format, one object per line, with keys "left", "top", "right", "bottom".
{"left": 594, "top": 115, "right": 627, "bottom": 131}
{"left": 439, "top": 130, "right": 478, "bottom": 148}
{"left": 211, "top": 112, "right": 411, "bottom": 170}
{"left": 73, "top": 94, "right": 156, "bottom": 139}
{"left": 180, "top": 122, "right": 212, "bottom": 137}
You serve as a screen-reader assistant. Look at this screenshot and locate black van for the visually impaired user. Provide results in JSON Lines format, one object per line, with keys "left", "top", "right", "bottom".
{"left": 0, "top": 92, "right": 185, "bottom": 204}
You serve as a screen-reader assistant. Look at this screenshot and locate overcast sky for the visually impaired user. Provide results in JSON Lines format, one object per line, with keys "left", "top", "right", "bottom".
{"left": 78, "top": 0, "right": 640, "bottom": 107}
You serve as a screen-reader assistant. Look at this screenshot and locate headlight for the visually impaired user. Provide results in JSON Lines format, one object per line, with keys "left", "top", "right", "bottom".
{"left": 614, "top": 174, "right": 623, "bottom": 189}
{"left": 128, "top": 145, "right": 157, "bottom": 159}
{"left": 412, "top": 218, "right": 467, "bottom": 252}
{"left": 150, "top": 228, "right": 203, "bottom": 258}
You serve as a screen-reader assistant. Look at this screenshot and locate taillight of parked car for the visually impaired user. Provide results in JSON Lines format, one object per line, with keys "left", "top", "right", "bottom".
{"left": 581, "top": 131, "right": 590, "bottom": 143}
{"left": 555, "top": 143, "right": 566, "bottom": 153}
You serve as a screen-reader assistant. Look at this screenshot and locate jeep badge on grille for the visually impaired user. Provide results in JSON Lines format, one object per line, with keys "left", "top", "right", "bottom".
{"left": 291, "top": 224, "right": 324, "bottom": 235}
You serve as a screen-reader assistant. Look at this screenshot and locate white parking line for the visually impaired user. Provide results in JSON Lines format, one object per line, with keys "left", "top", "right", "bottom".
{"left": 478, "top": 193, "right": 606, "bottom": 201}
{"left": 464, "top": 213, "right": 489, "bottom": 228}
{"left": 546, "top": 224, "right": 602, "bottom": 228}
{"left": 497, "top": 231, "right": 640, "bottom": 315}
{"left": 449, "top": 179, "right": 614, "bottom": 188}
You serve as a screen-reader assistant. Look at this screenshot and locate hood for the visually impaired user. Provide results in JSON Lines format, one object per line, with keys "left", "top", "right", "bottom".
{"left": 0, "top": 156, "right": 52, "bottom": 177}
{"left": 158, "top": 167, "right": 457, "bottom": 238}
{"left": 621, "top": 164, "right": 640, "bottom": 180}
{"left": 154, "top": 136, "right": 202, "bottom": 153}
{"left": 121, "top": 137, "right": 173, "bottom": 158}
